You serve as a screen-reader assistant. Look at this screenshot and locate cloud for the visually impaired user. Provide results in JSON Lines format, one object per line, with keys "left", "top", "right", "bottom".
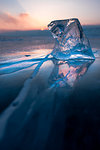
{"left": 0, "top": 12, "right": 42, "bottom": 31}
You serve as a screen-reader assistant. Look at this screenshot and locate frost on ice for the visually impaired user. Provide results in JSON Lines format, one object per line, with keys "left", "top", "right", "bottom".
{"left": 48, "top": 18, "right": 95, "bottom": 60}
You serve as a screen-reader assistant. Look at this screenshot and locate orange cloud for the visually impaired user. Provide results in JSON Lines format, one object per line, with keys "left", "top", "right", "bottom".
{"left": 0, "top": 12, "right": 42, "bottom": 31}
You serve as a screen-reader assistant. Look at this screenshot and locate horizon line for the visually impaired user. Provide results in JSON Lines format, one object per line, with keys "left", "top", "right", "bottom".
{"left": 0, "top": 24, "right": 100, "bottom": 33}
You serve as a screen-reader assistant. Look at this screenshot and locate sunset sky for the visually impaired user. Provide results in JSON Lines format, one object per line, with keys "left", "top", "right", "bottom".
{"left": 0, "top": 0, "right": 100, "bottom": 31}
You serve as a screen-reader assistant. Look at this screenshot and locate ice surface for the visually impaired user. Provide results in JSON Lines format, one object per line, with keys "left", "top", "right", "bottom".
{"left": 48, "top": 18, "right": 95, "bottom": 60}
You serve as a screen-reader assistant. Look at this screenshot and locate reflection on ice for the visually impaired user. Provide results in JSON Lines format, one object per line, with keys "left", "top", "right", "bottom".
{"left": 49, "top": 59, "right": 94, "bottom": 88}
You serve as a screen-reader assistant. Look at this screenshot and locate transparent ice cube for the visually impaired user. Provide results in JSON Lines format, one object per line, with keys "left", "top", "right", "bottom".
{"left": 48, "top": 18, "right": 95, "bottom": 60}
